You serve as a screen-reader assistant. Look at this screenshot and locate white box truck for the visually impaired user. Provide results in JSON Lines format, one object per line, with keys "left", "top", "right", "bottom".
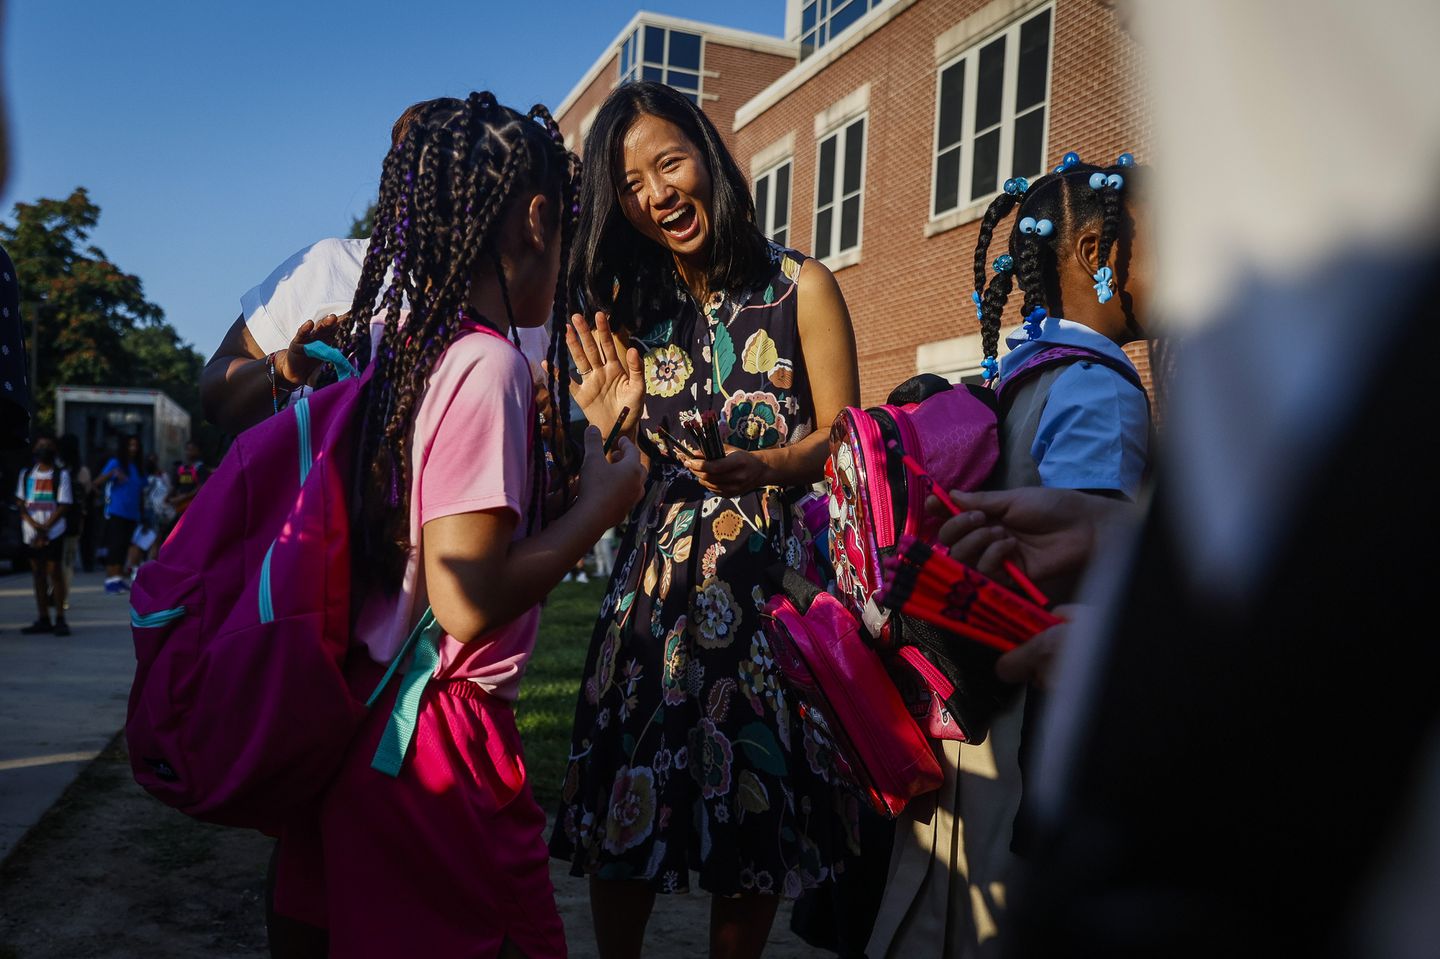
{"left": 54, "top": 386, "right": 191, "bottom": 473}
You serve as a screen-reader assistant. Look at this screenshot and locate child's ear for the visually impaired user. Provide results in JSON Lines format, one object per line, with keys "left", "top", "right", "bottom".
{"left": 1074, "top": 226, "right": 1105, "bottom": 276}
{"left": 526, "top": 194, "right": 549, "bottom": 254}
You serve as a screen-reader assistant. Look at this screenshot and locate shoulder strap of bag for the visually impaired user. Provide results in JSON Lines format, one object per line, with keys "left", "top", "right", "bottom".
{"left": 365, "top": 606, "right": 445, "bottom": 777}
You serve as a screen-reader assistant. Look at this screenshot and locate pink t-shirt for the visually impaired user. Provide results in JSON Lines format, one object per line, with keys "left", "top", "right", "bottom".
{"left": 355, "top": 324, "right": 539, "bottom": 701}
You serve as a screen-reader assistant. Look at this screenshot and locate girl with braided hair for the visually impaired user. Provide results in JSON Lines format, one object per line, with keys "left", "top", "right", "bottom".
{"left": 867, "top": 152, "right": 1155, "bottom": 958}
{"left": 270, "top": 93, "right": 646, "bottom": 958}
{"left": 549, "top": 80, "right": 861, "bottom": 958}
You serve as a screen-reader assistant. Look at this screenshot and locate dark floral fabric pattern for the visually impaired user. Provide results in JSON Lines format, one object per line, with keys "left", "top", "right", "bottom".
{"left": 550, "top": 244, "right": 858, "bottom": 897}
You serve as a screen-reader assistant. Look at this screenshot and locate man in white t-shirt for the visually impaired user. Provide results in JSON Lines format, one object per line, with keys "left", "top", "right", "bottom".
{"left": 14, "top": 433, "right": 73, "bottom": 636}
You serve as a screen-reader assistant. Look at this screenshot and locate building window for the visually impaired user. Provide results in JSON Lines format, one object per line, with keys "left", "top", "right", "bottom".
{"left": 755, "top": 159, "right": 793, "bottom": 247}
{"left": 801, "top": 0, "right": 889, "bottom": 60}
{"left": 814, "top": 115, "right": 866, "bottom": 260}
{"left": 931, "top": 6, "right": 1053, "bottom": 216}
{"left": 620, "top": 25, "right": 703, "bottom": 103}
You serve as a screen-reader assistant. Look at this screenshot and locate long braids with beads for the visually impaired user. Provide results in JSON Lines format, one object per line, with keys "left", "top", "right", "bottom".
{"left": 972, "top": 151, "right": 1142, "bottom": 381}
{"left": 343, "top": 93, "right": 581, "bottom": 591}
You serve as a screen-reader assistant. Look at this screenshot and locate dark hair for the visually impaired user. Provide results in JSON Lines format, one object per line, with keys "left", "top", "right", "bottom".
{"left": 572, "top": 81, "right": 769, "bottom": 330}
{"left": 344, "top": 93, "right": 581, "bottom": 590}
{"left": 973, "top": 158, "right": 1145, "bottom": 364}
{"left": 117, "top": 434, "right": 142, "bottom": 466}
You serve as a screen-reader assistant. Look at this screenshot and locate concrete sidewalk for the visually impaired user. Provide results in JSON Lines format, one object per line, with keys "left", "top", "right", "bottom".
{"left": 0, "top": 569, "right": 138, "bottom": 862}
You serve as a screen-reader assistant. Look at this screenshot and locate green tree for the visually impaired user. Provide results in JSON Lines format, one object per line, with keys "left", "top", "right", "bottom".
{"left": 0, "top": 188, "right": 204, "bottom": 430}
{"left": 348, "top": 202, "right": 377, "bottom": 240}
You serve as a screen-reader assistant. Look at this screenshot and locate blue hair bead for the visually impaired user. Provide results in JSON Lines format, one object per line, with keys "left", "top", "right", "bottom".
{"left": 1019, "top": 216, "right": 1038, "bottom": 235}
{"left": 1003, "top": 177, "right": 1021, "bottom": 196}
{"left": 1106, "top": 173, "right": 1124, "bottom": 190}
{"left": 1062, "top": 151, "right": 1080, "bottom": 169}
{"left": 971, "top": 290, "right": 983, "bottom": 319}
{"left": 993, "top": 254, "right": 1013, "bottom": 274}
{"left": 980, "top": 356, "right": 1000, "bottom": 380}
{"left": 1036, "top": 218, "right": 1055, "bottom": 237}
{"left": 1027, "top": 306, "right": 1047, "bottom": 323}
{"left": 1014, "top": 176, "right": 1029, "bottom": 194}
{"left": 1089, "top": 172, "right": 1107, "bottom": 190}
{"left": 1117, "top": 152, "right": 1135, "bottom": 167}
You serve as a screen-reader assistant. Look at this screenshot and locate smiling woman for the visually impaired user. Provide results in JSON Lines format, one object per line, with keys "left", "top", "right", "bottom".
{"left": 549, "top": 81, "right": 862, "bottom": 959}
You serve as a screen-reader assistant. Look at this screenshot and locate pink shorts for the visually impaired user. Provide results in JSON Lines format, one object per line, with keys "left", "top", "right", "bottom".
{"left": 275, "top": 661, "right": 566, "bottom": 958}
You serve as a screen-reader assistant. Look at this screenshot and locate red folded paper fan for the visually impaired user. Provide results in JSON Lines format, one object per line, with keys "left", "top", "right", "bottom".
{"left": 878, "top": 535, "right": 1062, "bottom": 653}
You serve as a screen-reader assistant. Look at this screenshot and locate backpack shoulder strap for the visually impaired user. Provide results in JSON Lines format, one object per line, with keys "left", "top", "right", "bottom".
{"left": 996, "top": 344, "right": 1148, "bottom": 412}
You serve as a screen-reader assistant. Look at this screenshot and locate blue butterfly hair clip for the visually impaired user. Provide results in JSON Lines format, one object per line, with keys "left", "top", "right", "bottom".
{"left": 1093, "top": 266, "right": 1115, "bottom": 304}
{"left": 1023, "top": 306, "right": 1047, "bottom": 340}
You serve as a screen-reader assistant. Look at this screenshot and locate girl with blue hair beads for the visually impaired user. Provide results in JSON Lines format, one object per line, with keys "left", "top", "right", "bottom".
{"left": 868, "top": 151, "right": 1155, "bottom": 959}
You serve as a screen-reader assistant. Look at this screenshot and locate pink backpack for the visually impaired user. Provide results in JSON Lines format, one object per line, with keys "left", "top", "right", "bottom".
{"left": 125, "top": 341, "right": 446, "bottom": 833}
{"left": 762, "top": 568, "right": 941, "bottom": 817}
{"left": 824, "top": 374, "right": 1013, "bottom": 743}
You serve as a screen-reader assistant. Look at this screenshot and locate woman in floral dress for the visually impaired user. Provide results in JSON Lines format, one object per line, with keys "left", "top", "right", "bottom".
{"left": 550, "top": 81, "right": 861, "bottom": 958}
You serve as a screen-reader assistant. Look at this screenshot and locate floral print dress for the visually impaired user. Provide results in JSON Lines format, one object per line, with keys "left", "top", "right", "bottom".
{"left": 550, "top": 243, "right": 856, "bottom": 898}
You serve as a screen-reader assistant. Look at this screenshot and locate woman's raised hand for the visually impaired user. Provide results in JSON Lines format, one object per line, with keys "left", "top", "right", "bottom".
{"left": 563, "top": 311, "right": 644, "bottom": 435}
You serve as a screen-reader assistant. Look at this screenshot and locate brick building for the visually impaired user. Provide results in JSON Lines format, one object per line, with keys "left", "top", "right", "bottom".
{"left": 556, "top": 0, "right": 1150, "bottom": 404}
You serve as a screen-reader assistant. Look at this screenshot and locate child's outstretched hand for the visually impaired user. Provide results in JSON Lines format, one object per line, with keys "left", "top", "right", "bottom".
{"left": 578, "top": 425, "right": 646, "bottom": 528}
{"left": 279, "top": 312, "right": 347, "bottom": 386}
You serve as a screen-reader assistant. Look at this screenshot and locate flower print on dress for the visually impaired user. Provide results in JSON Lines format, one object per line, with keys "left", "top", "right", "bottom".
{"left": 701, "top": 542, "right": 727, "bottom": 579}
{"left": 644, "top": 343, "right": 694, "bottom": 398}
{"left": 721, "top": 390, "right": 788, "bottom": 450}
{"left": 689, "top": 719, "right": 734, "bottom": 800}
{"left": 691, "top": 577, "right": 739, "bottom": 649}
{"left": 660, "top": 617, "right": 689, "bottom": 706}
{"left": 604, "top": 766, "right": 658, "bottom": 854}
{"left": 712, "top": 510, "right": 745, "bottom": 543}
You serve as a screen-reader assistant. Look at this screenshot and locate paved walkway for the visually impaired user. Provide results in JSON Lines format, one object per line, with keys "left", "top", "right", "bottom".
{"left": 0, "top": 569, "right": 137, "bottom": 861}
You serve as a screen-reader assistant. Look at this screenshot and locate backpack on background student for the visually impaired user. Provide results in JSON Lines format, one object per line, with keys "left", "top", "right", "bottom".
{"left": 125, "top": 341, "right": 441, "bottom": 833}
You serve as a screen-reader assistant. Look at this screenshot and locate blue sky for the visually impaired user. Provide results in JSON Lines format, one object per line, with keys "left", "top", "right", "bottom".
{"left": 2, "top": 0, "right": 783, "bottom": 354}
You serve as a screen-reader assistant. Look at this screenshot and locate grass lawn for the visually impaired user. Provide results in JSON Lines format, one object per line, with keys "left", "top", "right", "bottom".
{"left": 515, "top": 578, "right": 606, "bottom": 811}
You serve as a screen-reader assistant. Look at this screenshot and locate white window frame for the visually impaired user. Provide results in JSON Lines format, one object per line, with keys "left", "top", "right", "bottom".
{"left": 929, "top": 4, "right": 1054, "bottom": 222}
{"left": 619, "top": 25, "right": 705, "bottom": 103}
{"left": 813, "top": 113, "right": 868, "bottom": 269}
{"left": 755, "top": 158, "right": 794, "bottom": 247}
{"left": 800, "top": 0, "right": 888, "bottom": 60}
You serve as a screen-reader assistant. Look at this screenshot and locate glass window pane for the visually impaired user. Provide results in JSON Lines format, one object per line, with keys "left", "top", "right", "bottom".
{"left": 803, "top": 0, "right": 818, "bottom": 33}
{"left": 816, "top": 208, "right": 834, "bottom": 259}
{"left": 937, "top": 60, "right": 965, "bottom": 150}
{"left": 818, "top": 135, "right": 838, "bottom": 203}
{"left": 643, "top": 65, "right": 663, "bottom": 82}
{"left": 644, "top": 26, "right": 664, "bottom": 64}
{"left": 774, "top": 164, "right": 791, "bottom": 230}
{"left": 1012, "top": 107, "right": 1044, "bottom": 179}
{"left": 975, "top": 37, "right": 1006, "bottom": 131}
{"left": 774, "top": 227, "right": 788, "bottom": 248}
{"left": 829, "top": 0, "right": 867, "bottom": 39}
{"left": 842, "top": 119, "right": 865, "bottom": 195}
{"left": 622, "top": 36, "right": 633, "bottom": 75}
{"left": 669, "top": 31, "right": 701, "bottom": 70}
{"left": 971, "top": 128, "right": 1000, "bottom": 201}
{"left": 801, "top": 31, "right": 817, "bottom": 59}
{"left": 684, "top": 92, "right": 699, "bottom": 105}
{"left": 755, "top": 175, "right": 771, "bottom": 232}
{"left": 1016, "top": 10, "right": 1052, "bottom": 111}
{"left": 667, "top": 70, "right": 699, "bottom": 91}
{"left": 934, "top": 146, "right": 961, "bottom": 215}
{"left": 839, "top": 195, "right": 861, "bottom": 251}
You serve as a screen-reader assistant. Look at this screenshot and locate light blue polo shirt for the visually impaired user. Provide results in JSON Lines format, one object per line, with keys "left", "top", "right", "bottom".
{"left": 999, "top": 317, "right": 1150, "bottom": 499}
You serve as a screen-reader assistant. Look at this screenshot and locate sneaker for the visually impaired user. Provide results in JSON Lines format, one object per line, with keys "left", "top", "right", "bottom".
{"left": 104, "top": 579, "right": 130, "bottom": 594}
{"left": 576, "top": 572, "right": 590, "bottom": 583}
{"left": 20, "top": 618, "right": 54, "bottom": 635}
{"left": 53, "top": 618, "right": 71, "bottom": 637}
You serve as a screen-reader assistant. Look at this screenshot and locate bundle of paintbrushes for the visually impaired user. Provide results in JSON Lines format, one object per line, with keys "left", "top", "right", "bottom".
{"left": 879, "top": 535, "right": 1063, "bottom": 653}
{"left": 679, "top": 408, "right": 726, "bottom": 460}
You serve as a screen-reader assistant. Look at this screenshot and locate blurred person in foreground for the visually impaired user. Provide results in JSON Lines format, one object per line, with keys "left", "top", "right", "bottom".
{"left": 932, "top": 2, "right": 1440, "bottom": 956}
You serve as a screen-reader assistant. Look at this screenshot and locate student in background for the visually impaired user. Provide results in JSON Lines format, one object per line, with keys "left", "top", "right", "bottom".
{"left": 15, "top": 432, "right": 71, "bottom": 635}
{"left": 166, "top": 439, "right": 208, "bottom": 525}
{"left": 57, "top": 433, "right": 90, "bottom": 604}
{"left": 96, "top": 434, "right": 143, "bottom": 593}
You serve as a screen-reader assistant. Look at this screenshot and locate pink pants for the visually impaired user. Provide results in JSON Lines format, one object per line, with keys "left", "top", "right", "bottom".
{"left": 275, "top": 663, "right": 566, "bottom": 958}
